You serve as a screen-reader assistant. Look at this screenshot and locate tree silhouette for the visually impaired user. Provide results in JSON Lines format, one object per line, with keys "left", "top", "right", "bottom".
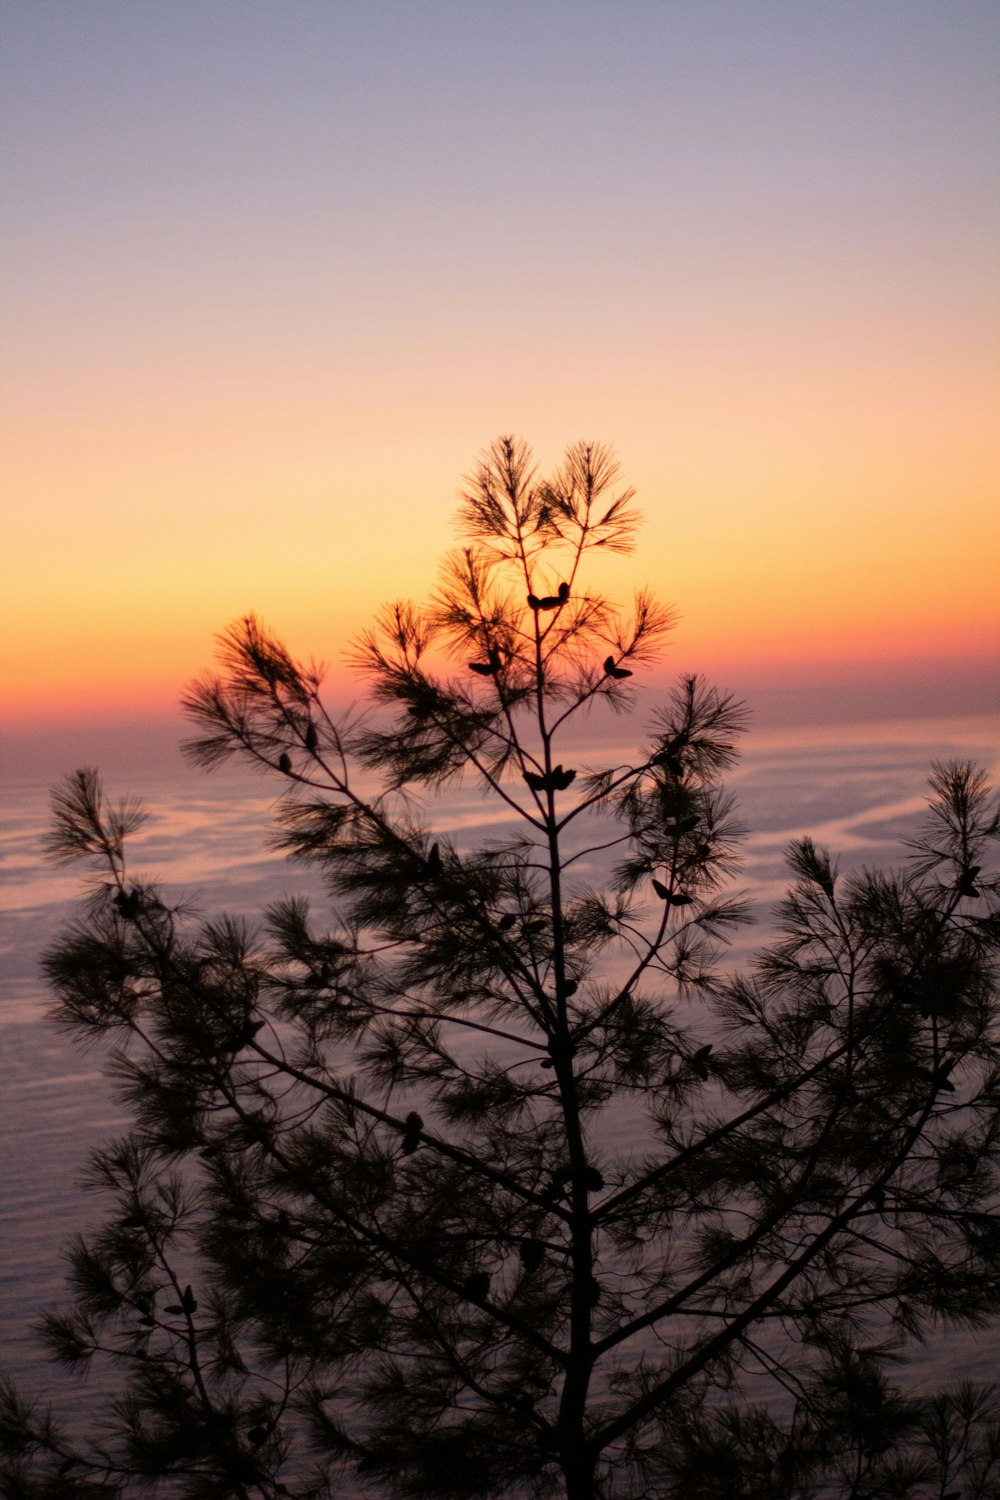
{"left": 3, "top": 438, "right": 999, "bottom": 1499}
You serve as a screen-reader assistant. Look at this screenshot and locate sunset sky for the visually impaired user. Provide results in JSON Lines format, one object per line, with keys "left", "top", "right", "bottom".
{"left": 1, "top": 0, "right": 997, "bottom": 731}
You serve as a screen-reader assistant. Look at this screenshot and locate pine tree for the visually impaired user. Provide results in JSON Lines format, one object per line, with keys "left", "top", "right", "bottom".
{"left": 3, "top": 438, "right": 999, "bottom": 1499}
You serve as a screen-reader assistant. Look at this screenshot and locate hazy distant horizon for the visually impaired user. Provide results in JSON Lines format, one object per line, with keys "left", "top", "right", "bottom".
{"left": 2, "top": 652, "right": 995, "bottom": 787}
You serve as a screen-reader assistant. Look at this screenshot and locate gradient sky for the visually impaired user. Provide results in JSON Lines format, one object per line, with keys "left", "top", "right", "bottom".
{"left": 1, "top": 0, "right": 998, "bottom": 728}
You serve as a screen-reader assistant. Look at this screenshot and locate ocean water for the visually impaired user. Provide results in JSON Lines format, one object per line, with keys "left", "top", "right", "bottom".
{"left": 2, "top": 711, "right": 999, "bottom": 1430}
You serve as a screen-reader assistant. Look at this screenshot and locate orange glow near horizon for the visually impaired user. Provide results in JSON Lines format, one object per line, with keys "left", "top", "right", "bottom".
{"left": 3, "top": 348, "right": 996, "bottom": 727}
{"left": 2, "top": 402, "right": 997, "bottom": 727}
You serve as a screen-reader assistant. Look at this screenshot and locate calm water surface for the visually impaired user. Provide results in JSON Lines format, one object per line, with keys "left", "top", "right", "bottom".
{"left": 2, "top": 713, "right": 998, "bottom": 1424}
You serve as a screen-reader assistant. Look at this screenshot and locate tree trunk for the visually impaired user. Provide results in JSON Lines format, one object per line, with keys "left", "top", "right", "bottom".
{"left": 562, "top": 1441, "right": 597, "bottom": 1500}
